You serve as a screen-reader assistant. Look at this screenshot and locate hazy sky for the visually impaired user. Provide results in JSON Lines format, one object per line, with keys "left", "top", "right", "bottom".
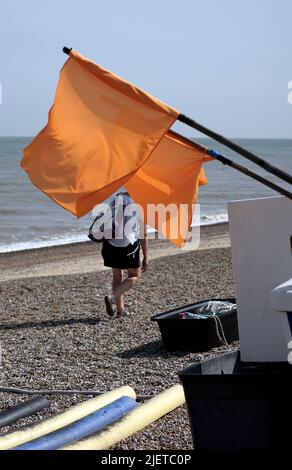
{"left": 0, "top": 0, "right": 291, "bottom": 138}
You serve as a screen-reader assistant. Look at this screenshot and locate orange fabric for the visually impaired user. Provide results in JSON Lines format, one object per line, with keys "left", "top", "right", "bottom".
{"left": 125, "top": 131, "right": 213, "bottom": 247}
{"left": 21, "top": 49, "right": 179, "bottom": 217}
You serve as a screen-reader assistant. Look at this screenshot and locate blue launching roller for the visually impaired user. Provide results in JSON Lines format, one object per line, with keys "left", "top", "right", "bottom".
{"left": 14, "top": 396, "right": 137, "bottom": 450}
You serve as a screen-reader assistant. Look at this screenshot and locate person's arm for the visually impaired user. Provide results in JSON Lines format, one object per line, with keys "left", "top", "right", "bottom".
{"left": 140, "top": 224, "right": 149, "bottom": 272}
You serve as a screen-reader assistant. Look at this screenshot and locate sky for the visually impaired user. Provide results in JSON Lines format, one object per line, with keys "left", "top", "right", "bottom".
{"left": 0, "top": 0, "right": 291, "bottom": 138}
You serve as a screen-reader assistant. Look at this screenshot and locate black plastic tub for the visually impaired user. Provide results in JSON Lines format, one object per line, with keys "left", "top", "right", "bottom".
{"left": 179, "top": 350, "right": 292, "bottom": 450}
{"left": 151, "top": 298, "right": 238, "bottom": 352}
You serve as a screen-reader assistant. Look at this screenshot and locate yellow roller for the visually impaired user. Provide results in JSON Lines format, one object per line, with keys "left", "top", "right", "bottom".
{"left": 0, "top": 386, "right": 136, "bottom": 450}
{"left": 61, "top": 384, "right": 185, "bottom": 450}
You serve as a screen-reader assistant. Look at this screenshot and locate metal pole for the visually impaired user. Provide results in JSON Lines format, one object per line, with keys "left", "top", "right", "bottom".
{"left": 169, "top": 131, "right": 292, "bottom": 200}
{"left": 178, "top": 113, "right": 292, "bottom": 186}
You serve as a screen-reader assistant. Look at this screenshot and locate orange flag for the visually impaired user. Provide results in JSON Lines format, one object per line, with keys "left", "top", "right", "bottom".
{"left": 21, "top": 49, "right": 179, "bottom": 217}
{"left": 125, "top": 131, "right": 213, "bottom": 247}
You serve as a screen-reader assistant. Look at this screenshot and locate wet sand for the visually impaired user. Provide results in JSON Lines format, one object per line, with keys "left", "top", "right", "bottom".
{"left": 0, "top": 223, "right": 230, "bottom": 282}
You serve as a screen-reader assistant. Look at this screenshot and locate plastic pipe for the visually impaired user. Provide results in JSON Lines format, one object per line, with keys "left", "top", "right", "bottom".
{"left": 61, "top": 384, "right": 185, "bottom": 450}
{"left": 14, "top": 396, "right": 137, "bottom": 450}
{"left": 0, "top": 386, "right": 135, "bottom": 450}
{"left": 0, "top": 396, "right": 50, "bottom": 428}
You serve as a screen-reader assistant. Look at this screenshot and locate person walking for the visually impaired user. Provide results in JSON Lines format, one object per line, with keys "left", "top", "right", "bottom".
{"left": 102, "top": 191, "right": 148, "bottom": 317}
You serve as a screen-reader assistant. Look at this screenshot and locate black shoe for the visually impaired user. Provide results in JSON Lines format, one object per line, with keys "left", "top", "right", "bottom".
{"left": 104, "top": 295, "right": 115, "bottom": 317}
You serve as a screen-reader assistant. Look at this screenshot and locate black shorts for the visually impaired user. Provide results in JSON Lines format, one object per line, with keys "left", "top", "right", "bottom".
{"left": 101, "top": 240, "right": 141, "bottom": 270}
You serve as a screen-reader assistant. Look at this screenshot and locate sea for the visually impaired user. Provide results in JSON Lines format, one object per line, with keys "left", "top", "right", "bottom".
{"left": 0, "top": 137, "right": 291, "bottom": 253}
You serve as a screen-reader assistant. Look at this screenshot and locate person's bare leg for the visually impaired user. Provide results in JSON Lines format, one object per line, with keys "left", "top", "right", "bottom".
{"left": 112, "top": 268, "right": 124, "bottom": 312}
{"left": 112, "top": 268, "right": 141, "bottom": 311}
{"left": 105, "top": 268, "right": 123, "bottom": 317}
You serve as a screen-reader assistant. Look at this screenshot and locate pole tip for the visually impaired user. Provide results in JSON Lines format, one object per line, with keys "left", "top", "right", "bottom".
{"left": 63, "top": 47, "right": 72, "bottom": 55}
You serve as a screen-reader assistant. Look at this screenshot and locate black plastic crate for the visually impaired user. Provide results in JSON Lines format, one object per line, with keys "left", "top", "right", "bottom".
{"left": 151, "top": 298, "right": 238, "bottom": 352}
{"left": 179, "top": 350, "right": 292, "bottom": 449}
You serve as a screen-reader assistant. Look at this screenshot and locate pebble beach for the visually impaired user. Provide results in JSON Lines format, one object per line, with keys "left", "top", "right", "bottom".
{"left": 0, "top": 223, "right": 238, "bottom": 449}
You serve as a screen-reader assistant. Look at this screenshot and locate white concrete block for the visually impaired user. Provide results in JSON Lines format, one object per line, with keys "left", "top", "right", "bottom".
{"left": 228, "top": 196, "right": 292, "bottom": 362}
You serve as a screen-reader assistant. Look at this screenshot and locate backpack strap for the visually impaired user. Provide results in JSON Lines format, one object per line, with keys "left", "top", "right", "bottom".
{"left": 88, "top": 213, "right": 105, "bottom": 243}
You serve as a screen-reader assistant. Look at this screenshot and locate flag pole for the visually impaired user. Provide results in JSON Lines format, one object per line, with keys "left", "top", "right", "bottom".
{"left": 170, "top": 131, "right": 292, "bottom": 200}
{"left": 61, "top": 47, "right": 292, "bottom": 194}
{"left": 178, "top": 114, "right": 292, "bottom": 185}
{"left": 209, "top": 151, "right": 292, "bottom": 200}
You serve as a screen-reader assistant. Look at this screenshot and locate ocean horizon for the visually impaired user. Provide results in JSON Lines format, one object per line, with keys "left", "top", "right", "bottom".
{"left": 0, "top": 136, "right": 291, "bottom": 253}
